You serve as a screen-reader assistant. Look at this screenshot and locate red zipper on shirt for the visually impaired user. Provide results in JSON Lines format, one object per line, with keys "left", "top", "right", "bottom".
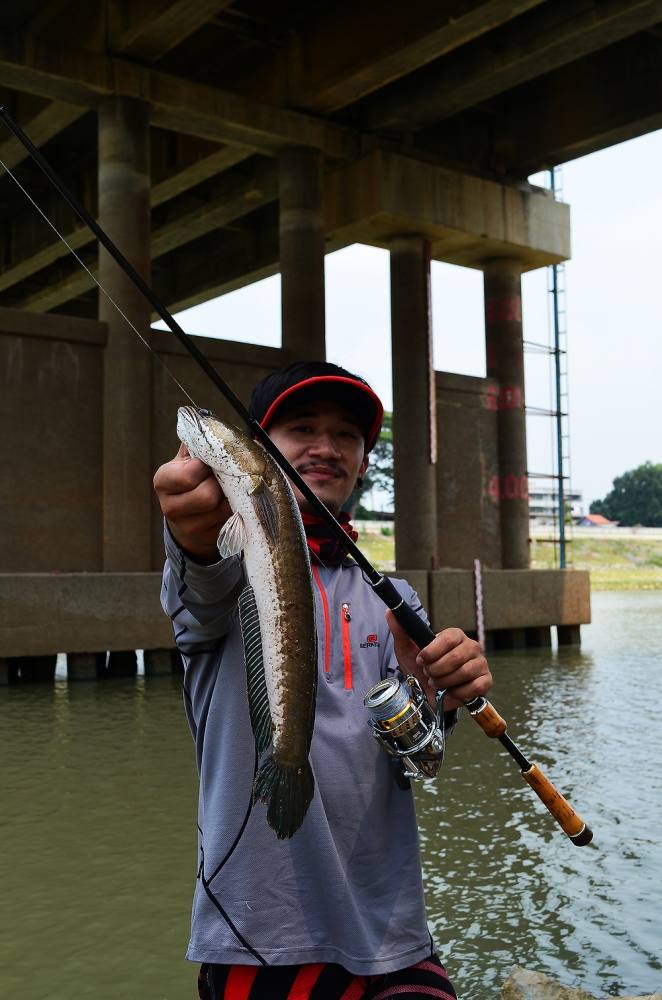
{"left": 341, "top": 602, "right": 353, "bottom": 690}
{"left": 311, "top": 565, "right": 330, "bottom": 674}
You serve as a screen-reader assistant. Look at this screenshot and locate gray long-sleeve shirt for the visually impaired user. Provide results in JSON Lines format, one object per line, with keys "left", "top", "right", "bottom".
{"left": 162, "top": 525, "right": 442, "bottom": 975}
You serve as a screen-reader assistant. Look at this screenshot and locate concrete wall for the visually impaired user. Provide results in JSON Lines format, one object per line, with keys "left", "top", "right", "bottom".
{"left": 0, "top": 306, "right": 290, "bottom": 574}
{"left": 0, "top": 308, "right": 106, "bottom": 572}
{"left": 436, "top": 370, "right": 501, "bottom": 569}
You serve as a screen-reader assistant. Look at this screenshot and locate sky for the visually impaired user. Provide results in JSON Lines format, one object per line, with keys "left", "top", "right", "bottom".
{"left": 156, "top": 129, "right": 662, "bottom": 508}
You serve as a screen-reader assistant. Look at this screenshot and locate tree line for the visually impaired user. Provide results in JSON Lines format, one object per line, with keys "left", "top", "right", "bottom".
{"left": 590, "top": 462, "right": 662, "bottom": 527}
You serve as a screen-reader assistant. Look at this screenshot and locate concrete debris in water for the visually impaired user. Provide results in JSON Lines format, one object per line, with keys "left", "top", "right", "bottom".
{"left": 500, "top": 967, "right": 662, "bottom": 1000}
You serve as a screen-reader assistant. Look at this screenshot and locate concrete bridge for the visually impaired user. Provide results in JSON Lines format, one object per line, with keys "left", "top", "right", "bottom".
{"left": 3, "top": 0, "right": 659, "bottom": 680}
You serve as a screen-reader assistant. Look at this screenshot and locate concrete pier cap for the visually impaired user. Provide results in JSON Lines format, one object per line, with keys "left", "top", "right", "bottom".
{"left": 325, "top": 151, "right": 571, "bottom": 271}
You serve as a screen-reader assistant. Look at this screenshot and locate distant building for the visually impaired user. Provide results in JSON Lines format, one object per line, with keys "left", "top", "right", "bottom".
{"left": 529, "top": 486, "right": 583, "bottom": 524}
{"left": 577, "top": 513, "right": 617, "bottom": 527}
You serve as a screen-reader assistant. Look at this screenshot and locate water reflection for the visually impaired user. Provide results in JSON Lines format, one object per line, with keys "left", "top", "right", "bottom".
{"left": 1, "top": 593, "right": 661, "bottom": 999}
{"left": 417, "top": 592, "right": 662, "bottom": 998}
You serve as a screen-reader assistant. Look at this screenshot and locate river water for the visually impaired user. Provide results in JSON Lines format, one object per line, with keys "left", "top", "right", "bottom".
{"left": 1, "top": 591, "right": 660, "bottom": 999}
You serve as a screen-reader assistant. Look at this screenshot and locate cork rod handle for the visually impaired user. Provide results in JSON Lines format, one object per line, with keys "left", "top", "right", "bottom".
{"left": 522, "top": 763, "right": 593, "bottom": 845}
{"left": 466, "top": 698, "right": 593, "bottom": 846}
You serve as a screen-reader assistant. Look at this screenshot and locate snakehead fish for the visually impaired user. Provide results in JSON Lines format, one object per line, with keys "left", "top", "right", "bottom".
{"left": 177, "top": 406, "right": 317, "bottom": 839}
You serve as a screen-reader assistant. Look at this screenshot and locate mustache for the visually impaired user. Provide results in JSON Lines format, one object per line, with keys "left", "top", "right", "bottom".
{"left": 297, "top": 462, "right": 345, "bottom": 478}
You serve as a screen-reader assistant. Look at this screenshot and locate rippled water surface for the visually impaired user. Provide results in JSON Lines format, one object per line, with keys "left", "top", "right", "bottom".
{"left": 2, "top": 592, "right": 661, "bottom": 999}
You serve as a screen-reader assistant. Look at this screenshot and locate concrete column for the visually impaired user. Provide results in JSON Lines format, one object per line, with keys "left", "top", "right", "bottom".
{"left": 278, "top": 147, "right": 326, "bottom": 360}
{"left": 67, "top": 652, "right": 105, "bottom": 681}
{"left": 483, "top": 259, "right": 530, "bottom": 569}
{"left": 0, "top": 659, "right": 11, "bottom": 686}
{"left": 106, "top": 650, "right": 138, "bottom": 677}
{"left": 557, "top": 624, "right": 581, "bottom": 646}
{"left": 144, "top": 648, "right": 180, "bottom": 676}
{"left": 98, "top": 97, "right": 152, "bottom": 570}
{"left": 390, "top": 237, "right": 438, "bottom": 571}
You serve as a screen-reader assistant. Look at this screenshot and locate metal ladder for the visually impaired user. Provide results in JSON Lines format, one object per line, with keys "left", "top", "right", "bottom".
{"left": 524, "top": 166, "right": 574, "bottom": 568}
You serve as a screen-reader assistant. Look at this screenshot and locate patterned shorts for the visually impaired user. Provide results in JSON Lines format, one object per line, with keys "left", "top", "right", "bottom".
{"left": 198, "top": 954, "right": 458, "bottom": 1000}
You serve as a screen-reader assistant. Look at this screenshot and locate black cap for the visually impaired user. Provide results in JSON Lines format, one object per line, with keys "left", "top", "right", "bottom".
{"left": 249, "top": 361, "right": 384, "bottom": 452}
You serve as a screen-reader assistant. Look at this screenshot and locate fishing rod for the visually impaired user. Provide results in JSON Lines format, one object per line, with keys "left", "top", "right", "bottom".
{"left": 0, "top": 107, "right": 592, "bottom": 847}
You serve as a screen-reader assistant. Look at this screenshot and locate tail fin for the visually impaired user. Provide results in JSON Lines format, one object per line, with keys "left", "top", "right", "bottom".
{"left": 253, "top": 755, "right": 315, "bottom": 839}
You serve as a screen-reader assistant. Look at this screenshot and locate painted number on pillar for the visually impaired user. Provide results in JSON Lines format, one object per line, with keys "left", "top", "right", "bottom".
{"left": 485, "top": 296, "right": 522, "bottom": 323}
{"left": 484, "top": 385, "right": 523, "bottom": 410}
{"left": 488, "top": 475, "right": 529, "bottom": 501}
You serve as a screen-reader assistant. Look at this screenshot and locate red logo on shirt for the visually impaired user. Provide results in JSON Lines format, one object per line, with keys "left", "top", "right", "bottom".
{"left": 361, "top": 633, "right": 380, "bottom": 649}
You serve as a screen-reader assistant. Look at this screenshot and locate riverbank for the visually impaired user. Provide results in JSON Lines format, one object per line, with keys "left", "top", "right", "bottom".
{"left": 355, "top": 523, "right": 662, "bottom": 589}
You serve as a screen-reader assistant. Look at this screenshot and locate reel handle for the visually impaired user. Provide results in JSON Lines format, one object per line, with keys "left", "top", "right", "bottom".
{"left": 467, "top": 698, "right": 593, "bottom": 846}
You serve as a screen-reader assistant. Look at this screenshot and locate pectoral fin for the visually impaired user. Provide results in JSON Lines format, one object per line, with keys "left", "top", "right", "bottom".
{"left": 238, "top": 584, "right": 273, "bottom": 755}
{"left": 217, "top": 510, "right": 247, "bottom": 558}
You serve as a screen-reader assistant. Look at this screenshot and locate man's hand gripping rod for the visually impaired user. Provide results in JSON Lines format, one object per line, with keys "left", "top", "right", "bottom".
{"left": 0, "top": 107, "right": 592, "bottom": 847}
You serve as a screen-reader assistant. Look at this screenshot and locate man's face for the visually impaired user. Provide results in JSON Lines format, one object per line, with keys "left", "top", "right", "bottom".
{"left": 267, "top": 399, "right": 369, "bottom": 516}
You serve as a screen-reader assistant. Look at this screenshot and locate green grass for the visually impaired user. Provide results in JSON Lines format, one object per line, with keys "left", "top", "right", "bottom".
{"left": 531, "top": 536, "right": 662, "bottom": 589}
{"left": 356, "top": 530, "right": 662, "bottom": 589}
{"left": 356, "top": 531, "right": 395, "bottom": 572}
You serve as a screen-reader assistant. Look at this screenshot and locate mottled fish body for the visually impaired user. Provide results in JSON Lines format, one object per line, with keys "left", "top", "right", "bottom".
{"left": 176, "top": 406, "right": 316, "bottom": 839}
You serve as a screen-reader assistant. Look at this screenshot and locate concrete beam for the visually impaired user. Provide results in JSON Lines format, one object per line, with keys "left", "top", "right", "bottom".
{"left": 499, "top": 34, "right": 662, "bottom": 174}
{"left": 114, "top": 0, "right": 235, "bottom": 62}
{"left": 17, "top": 159, "right": 278, "bottom": 312}
{"left": 153, "top": 209, "right": 281, "bottom": 316}
{"left": 360, "top": 0, "right": 662, "bottom": 131}
{"left": 0, "top": 36, "right": 359, "bottom": 161}
{"left": 234, "top": 0, "right": 543, "bottom": 112}
{"left": 151, "top": 135, "right": 250, "bottom": 204}
{"left": 0, "top": 136, "right": 249, "bottom": 295}
{"left": 325, "top": 150, "right": 570, "bottom": 271}
{"left": 0, "top": 305, "right": 105, "bottom": 344}
{"left": 0, "top": 98, "right": 85, "bottom": 170}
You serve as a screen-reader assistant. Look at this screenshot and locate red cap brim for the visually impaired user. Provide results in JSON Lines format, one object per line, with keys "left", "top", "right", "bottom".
{"left": 259, "top": 376, "right": 384, "bottom": 451}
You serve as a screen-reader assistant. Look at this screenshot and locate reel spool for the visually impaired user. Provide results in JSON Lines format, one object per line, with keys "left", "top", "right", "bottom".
{"left": 363, "top": 675, "right": 446, "bottom": 779}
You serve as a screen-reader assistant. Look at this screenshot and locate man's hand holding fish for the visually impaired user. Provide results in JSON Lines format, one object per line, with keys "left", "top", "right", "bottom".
{"left": 154, "top": 441, "right": 232, "bottom": 560}
{"left": 154, "top": 360, "right": 493, "bottom": 1000}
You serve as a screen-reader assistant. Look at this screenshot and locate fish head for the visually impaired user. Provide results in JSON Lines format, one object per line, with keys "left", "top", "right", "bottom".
{"left": 177, "top": 406, "right": 271, "bottom": 483}
{"left": 176, "top": 405, "right": 224, "bottom": 465}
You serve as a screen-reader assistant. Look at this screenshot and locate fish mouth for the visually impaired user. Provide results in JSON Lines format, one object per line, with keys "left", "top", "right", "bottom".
{"left": 177, "top": 405, "right": 212, "bottom": 430}
{"left": 177, "top": 405, "right": 206, "bottom": 440}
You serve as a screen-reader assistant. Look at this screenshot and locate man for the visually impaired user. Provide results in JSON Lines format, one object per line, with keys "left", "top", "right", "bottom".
{"left": 154, "top": 360, "right": 492, "bottom": 1000}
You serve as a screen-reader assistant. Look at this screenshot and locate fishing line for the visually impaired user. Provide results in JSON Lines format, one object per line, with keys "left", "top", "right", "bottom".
{"left": 0, "top": 156, "right": 199, "bottom": 409}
